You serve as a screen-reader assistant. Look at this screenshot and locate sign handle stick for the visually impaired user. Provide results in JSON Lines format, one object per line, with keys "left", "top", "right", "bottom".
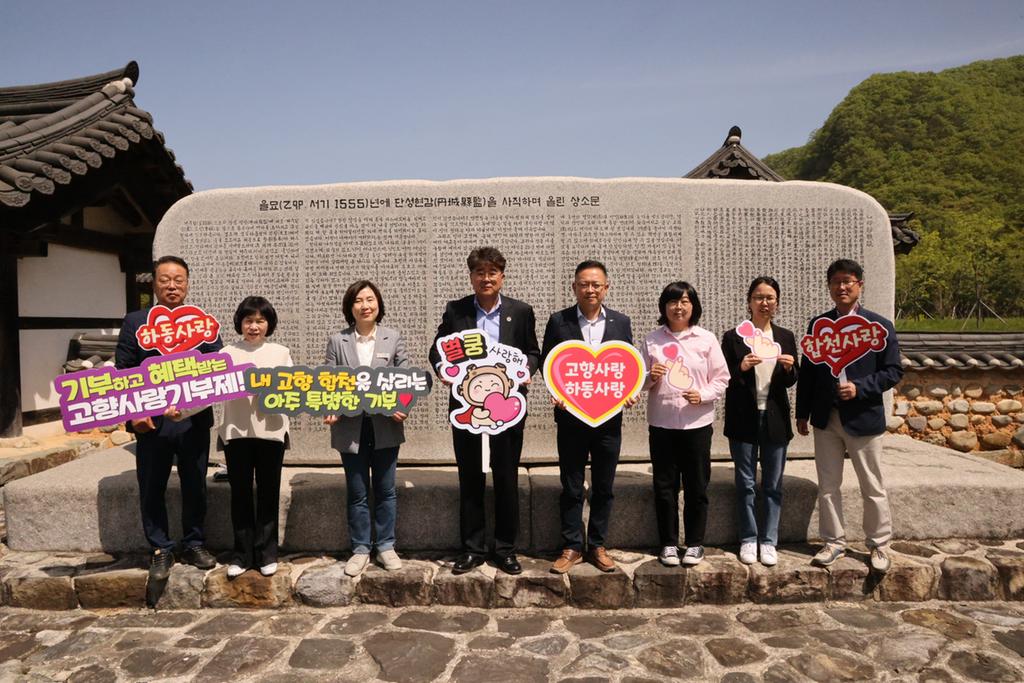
{"left": 838, "top": 369, "right": 848, "bottom": 384}
{"left": 481, "top": 433, "right": 490, "bottom": 473}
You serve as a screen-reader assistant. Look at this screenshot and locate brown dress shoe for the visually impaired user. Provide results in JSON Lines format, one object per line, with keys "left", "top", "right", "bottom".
{"left": 588, "top": 547, "right": 616, "bottom": 572}
{"left": 551, "top": 548, "right": 583, "bottom": 574}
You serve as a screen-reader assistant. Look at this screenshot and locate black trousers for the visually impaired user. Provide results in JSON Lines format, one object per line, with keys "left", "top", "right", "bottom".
{"left": 452, "top": 422, "right": 524, "bottom": 558}
{"left": 649, "top": 424, "right": 713, "bottom": 547}
{"left": 557, "top": 418, "right": 622, "bottom": 551}
{"left": 134, "top": 423, "right": 210, "bottom": 552}
{"left": 224, "top": 438, "right": 285, "bottom": 567}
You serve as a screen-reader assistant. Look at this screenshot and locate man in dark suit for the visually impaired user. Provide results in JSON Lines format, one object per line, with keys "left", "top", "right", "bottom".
{"left": 115, "top": 255, "right": 222, "bottom": 581}
{"left": 796, "top": 258, "right": 903, "bottom": 574}
{"left": 542, "top": 260, "right": 635, "bottom": 574}
{"left": 429, "top": 247, "right": 540, "bottom": 575}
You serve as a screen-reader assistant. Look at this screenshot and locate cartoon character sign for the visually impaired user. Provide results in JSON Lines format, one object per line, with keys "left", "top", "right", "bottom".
{"left": 735, "top": 320, "right": 782, "bottom": 360}
{"left": 435, "top": 329, "right": 528, "bottom": 436}
{"left": 453, "top": 364, "right": 521, "bottom": 429}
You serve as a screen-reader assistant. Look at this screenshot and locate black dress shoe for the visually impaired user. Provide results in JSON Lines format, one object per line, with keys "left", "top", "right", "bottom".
{"left": 180, "top": 545, "right": 217, "bottom": 570}
{"left": 452, "top": 553, "right": 484, "bottom": 575}
{"left": 494, "top": 554, "right": 522, "bottom": 575}
{"left": 149, "top": 549, "right": 175, "bottom": 581}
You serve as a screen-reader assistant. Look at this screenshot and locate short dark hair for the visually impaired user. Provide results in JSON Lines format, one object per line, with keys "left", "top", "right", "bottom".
{"left": 233, "top": 296, "right": 278, "bottom": 336}
{"left": 657, "top": 281, "right": 702, "bottom": 327}
{"left": 342, "top": 280, "right": 385, "bottom": 326}
{"left": 153, "top": 255, "right": 189, "bottom": 278}
{"left": 467, "top": 247, "right": 506, "bottom": 272}
{"left": 827, "top": 258, "right": 864, "bottom": 282}
{"left": 747, "top": 276, "right": 781, "bottom": 301}
{"left": 574, "top": 260, "right": 608, "bottom": 278}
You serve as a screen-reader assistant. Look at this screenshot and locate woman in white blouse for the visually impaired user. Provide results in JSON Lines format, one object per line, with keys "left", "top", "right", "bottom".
{"left": 207, "top": 296, "right": 292, "bottom": 578}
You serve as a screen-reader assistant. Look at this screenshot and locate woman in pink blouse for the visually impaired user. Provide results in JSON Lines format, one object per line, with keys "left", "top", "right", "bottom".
{"left": 641, "top": 282, "right": 730, "bottom": 567}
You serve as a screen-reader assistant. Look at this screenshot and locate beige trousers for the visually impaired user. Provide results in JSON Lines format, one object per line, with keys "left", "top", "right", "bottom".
{"left": 813, "top": 410, "right": 892, "bottom": 548}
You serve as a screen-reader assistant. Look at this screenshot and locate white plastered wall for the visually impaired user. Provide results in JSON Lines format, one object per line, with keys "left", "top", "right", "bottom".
{"left": 18, "top": 245, "right": 126, "bottom": 411}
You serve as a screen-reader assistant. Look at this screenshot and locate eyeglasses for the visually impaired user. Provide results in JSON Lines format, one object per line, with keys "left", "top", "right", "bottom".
{"left": 575, "top": 282, "right": 607, "bottom": 291}
{"left": 829, "top": 279, "right": 862, "bottom": 289}
{"left": 751, "top": 295, "right": 777, "bottom": 303}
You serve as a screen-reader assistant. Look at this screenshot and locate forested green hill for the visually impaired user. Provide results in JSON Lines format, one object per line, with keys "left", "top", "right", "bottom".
{"left": 764, "top": 56, "right": 1024, "bottom": 319}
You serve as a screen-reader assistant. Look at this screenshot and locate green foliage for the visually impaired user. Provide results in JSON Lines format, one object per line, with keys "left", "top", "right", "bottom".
{"left": 764, "top": 56, "right": 1024, "bottom": 317}
{"left": 895, "top": 317, "right": 1024, "bottom": 332}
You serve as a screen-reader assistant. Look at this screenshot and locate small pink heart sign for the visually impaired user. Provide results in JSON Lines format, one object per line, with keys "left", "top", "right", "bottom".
{"left": 544, "top": 341, "right": 646, "bottom": 427}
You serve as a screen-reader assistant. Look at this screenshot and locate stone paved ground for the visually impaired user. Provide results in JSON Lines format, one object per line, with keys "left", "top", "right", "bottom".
{"left": 1, "top": 601, "right": 1023, "bottom": 681}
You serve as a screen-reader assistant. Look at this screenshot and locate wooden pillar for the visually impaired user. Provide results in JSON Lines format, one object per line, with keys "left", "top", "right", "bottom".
{"left": 0, "top": 237, "right": 22, "bottom": 437}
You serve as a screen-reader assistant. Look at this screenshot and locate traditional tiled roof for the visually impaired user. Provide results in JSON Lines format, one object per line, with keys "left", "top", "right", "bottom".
{"left": 899, "top": 332, "right": 1024, "bottom": 371}
{"left": 889, "top": 212, "right": 921, "bottom": 254}
{"left": 684, "top": 126, "right": 785, "bottom": 182}
{"left": 686, "top": 127, "right": 921, "bottom": 254}
{"left": 0, "top": 61, "right": 190, "bottom": 223}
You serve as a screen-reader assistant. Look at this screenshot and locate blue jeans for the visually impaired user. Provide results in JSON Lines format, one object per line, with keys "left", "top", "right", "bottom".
{"left": 729, "top": 411, "right": 787, "bottom": 546}
{"left": 341, "top": 418, "right": 399, "bottom": 554}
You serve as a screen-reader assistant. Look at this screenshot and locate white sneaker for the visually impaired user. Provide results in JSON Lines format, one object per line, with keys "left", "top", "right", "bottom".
{"left": 345, "top": 553, "right": 370, "bottom": 577}
{"left": 759, "top": 545, "right": 778, "bottom": 566}
{"left": 378, "top": 549, "right": 403, "bottom": 571}
{"left": 659, "top": 546, "right": 680, "bottom": 567}
{"left": 227, "top": 564, "right": 245, "bottom": 578}
{"left": 870, "top": 546, "right": 891, "bottom": 574}
{"left": 738, "top": 542, "right": 757, "bottom": 565}
{"left": 259, "top": 562, "right": 278, "bottom": 576}
{"left": 681, "top": 546, "right": 705, "bottom": 566}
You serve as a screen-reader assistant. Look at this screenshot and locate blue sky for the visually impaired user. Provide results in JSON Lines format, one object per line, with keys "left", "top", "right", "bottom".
{"left": 5, "top": 1, "right": 1023, "bottom": 190}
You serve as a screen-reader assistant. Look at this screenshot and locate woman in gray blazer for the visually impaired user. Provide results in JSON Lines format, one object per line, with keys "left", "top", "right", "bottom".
{"left": 324, "top": 280, "right": 410, "bottom": 576}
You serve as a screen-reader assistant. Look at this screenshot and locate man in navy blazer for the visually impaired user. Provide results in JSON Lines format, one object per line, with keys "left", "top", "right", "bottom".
{"left": 428, "top": 247, "right": 541, "bottom": 576}
{"left": 796, "top": 258, "right": 903, "bottom": 573}
{"left": 542, "top": 260, "right": 635, "bottom": 574}
{"left": 115, "top": 255, "right": 222, "bottom": 582}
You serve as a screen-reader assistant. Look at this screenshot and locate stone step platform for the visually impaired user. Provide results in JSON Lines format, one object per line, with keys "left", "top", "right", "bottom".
{"left": 273, "top": 422, "right": 821, "bottom": 466}
{"left": 5, "top": 434, "right": 1024, "bottom": 555}
{"left": 1, "top": 539, "right": 1023, "bottom": 611}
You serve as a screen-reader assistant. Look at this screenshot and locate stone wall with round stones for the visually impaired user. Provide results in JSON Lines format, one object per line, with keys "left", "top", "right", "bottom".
{"left": 887, "top": 370, "right": 1024, "bottom": 465}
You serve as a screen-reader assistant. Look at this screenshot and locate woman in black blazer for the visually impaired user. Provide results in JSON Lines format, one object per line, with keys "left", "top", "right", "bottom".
{"left": 721, "top": 277, "right": 798, "bottom": 567}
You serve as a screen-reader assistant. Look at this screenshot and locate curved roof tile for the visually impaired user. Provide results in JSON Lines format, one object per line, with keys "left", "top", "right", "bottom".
{"left": 0, "top": 62, "right": 190, "bottom": 212}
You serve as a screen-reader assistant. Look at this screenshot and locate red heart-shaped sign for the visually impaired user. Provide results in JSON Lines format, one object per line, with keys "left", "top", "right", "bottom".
{"left": 398, "top": 393, "right": 413, "bottom": 407}
{"left": 544, "top": 341, "right": 646, "bottom": 427}
{"left": 136, "top": 305, "right": 221, "bottom": 355}
{"left": 800, "top": 314, "right": 888, "bottom": 377}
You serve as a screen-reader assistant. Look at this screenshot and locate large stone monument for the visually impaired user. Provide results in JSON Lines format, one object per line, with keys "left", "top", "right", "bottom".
{"left": 154, "top": 177, "right": 893, "bottom": 462}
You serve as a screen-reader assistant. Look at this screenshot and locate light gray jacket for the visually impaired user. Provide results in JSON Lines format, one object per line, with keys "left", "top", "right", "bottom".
{"left": 325, "top": 324, "right": 409, "bottom": 454}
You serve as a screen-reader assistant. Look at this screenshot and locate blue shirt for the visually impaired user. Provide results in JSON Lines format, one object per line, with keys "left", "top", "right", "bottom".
{"left": 475, "top": 295, "right": 502, "bottom": 344}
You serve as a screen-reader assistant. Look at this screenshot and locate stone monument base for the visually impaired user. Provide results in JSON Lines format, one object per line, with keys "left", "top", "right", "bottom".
{"left": 4, "top": 435, "right": 1022, "bottom": 554}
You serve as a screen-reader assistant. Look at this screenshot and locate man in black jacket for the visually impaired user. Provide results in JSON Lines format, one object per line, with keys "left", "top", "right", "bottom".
{"left": 542, "top": 260, "right": 634, "bottom": 574}
{"left": 429, "top": 247, "right": 540, "bottom": 575}
{"left": 795, "top": 258, "right": 903, "bottom": 573}
{"left": 115, "top": 255, "right": 222, "bottom": 581}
